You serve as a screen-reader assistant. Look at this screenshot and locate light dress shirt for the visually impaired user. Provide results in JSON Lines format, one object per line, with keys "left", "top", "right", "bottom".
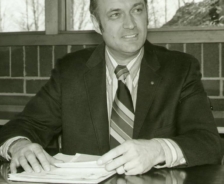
{"left": 0, "top": 46, "right": 186, "bottom": 167}
{"left": 105, "top": 46, "right": 186, "bottom": 168}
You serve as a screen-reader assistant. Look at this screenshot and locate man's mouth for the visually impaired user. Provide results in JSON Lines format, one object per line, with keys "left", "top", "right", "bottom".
{"left": 123, "top": 34, "right": 138, "bottom": 39}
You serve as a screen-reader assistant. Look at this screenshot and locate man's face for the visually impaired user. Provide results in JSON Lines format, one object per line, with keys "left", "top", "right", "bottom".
{"left": 93, "top": 0, "right": 148, "bottom": 58}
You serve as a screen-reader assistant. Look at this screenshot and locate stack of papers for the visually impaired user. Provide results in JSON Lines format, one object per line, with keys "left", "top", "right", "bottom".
{"left": 8, "top": 153, "right": 116, "bottom": 183}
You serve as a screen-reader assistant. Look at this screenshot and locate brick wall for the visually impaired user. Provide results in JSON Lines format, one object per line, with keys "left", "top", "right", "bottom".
{"left": 0, "top": 43, "right": 224, "bottom": 131}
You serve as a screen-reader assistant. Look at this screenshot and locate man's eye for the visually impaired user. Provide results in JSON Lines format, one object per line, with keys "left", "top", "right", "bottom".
{"left": 133, "top": 8, "right": 143, "bottom": 14}
{"left": 110, "top": 13, "right": 120, "bottom": 19}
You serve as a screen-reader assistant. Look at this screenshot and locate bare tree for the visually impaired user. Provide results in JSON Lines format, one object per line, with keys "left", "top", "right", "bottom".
{"left": 71, "top": 0, "right": 75, "bottom": 29}
{"left": 182, "top": 0, "right": 195, "bottom": 5}
{"left": 31, "top": 0, "right": 38, "bottom": 30}
{"left": 0, "top": 0, "right": 2, "bottom": 32}
{"left": 67, "top": 0, "right": 93, "bottom": 30}
{"left": 148, "top": 0, "right": 159, "bottom": 27}
{"left": 165, "top": 0, "right": 167, "bottom": 22}
{"left": 0, "top": 0, "right": 6, "bottom": 32}
{"left": 78, "top": 0, "right": 85, "bottom": 30}
{"left": 16, "top": 0, "right": 44, "bottom": 31}
{"left": 25, "top": 0, "right": 31, "bottom": 31}
{"left": 72, "top": 0, "right": 86, "bottom": 30}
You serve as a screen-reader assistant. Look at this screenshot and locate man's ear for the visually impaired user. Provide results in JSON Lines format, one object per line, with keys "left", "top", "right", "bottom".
{"left": 91, "top": 15, "right": 102, "bottom": 35}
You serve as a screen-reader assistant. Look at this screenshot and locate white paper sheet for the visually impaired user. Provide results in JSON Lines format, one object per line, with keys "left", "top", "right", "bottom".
{"left": 8, "top": 153, "right": 116, "bottom": 184}
{"left": 54, "top": 153, "right": 105, "bottom": 168}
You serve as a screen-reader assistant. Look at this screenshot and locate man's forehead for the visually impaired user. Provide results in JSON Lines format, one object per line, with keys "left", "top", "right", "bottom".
{"left": 97, "top": 0, "right": 146, "bottom": 12}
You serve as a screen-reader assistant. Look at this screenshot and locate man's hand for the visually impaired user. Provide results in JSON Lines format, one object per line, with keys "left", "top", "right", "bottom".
{"left": 97, "top": 139, "right": 165, "bottom": 175}
{"left": 9, "top": 139, "right": 62, "bottom": 173}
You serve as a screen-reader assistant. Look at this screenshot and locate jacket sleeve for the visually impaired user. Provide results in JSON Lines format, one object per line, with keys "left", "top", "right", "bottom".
{"left": 171, "top": 56, "right": 223, "bottom": 166}
{"left": 0, "top": 60, "right": 63, "bottom": 148}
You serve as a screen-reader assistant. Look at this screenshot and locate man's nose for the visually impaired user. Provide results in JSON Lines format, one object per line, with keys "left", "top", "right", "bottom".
{"left": 123, "top": 15, "right": 135, "bottom": 29}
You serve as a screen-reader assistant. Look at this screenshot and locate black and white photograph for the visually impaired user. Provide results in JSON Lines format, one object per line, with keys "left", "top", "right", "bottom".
{"left": 0, "top": 0, "right": 224, "bottom": 183}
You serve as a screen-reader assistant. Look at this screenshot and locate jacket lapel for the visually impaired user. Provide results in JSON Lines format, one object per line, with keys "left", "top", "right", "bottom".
{"left": 84, "top": 43, "right": 110, "bottom": 154}
{"left": 133, "top": 42, "right": 163, "bottom": 138}
{"left": 83, "top": 41, "right": 163, "bottom": 148}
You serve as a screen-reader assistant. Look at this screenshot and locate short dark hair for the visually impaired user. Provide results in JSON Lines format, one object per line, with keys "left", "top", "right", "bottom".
{"left": 89, "top": 0, "right": 148, "bottom": 22}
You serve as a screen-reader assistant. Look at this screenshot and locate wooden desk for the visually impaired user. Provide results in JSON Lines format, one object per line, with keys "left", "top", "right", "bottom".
{"left": 1, "top": 163, "right": 224, "bottom": 184}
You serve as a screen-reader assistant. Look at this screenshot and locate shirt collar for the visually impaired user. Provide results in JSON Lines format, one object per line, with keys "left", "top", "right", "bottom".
{"left": 105, "top": 46, "right": 144, "bottom": 85}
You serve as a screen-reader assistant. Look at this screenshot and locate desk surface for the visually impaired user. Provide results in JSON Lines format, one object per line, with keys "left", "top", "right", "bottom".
{"left": 1, "top": 163, "right": 224, "bottom": 184}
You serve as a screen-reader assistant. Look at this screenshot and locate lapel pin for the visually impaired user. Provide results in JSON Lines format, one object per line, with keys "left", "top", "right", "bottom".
{"left": 151, "top": 81, "right": 155, "bottom": 85}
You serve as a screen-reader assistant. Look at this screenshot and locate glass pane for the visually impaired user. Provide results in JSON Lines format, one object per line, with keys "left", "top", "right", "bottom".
{"left": 0, "top": 0, "right": 45, "bottom": 32}
{"left": 148, "top": 0, "right": 224, "bottom": 28}
{"left": 67, "top": 0, "right": 93, "bottom": 30}
{"left": 68, "top": 0, "right": 224, "bottom": 30}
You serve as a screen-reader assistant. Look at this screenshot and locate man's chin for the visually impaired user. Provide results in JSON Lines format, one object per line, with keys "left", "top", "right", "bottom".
{"left": 120, "top": 46, "right": 143, "bottom": 55}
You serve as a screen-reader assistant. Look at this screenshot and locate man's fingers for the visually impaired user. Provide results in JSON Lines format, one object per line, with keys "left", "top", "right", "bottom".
{"left": 34, "top": 149, "right": 51, "bottom": 171}
{"left": 123, "top": 159, "right": 137, "bottom": 172}
{"left": 19, "top": 156, "right": 34, "bottom": 173}
{"left": 10, "top": 160, "right": 18, "bottom": 174}
{"left": 125, "top": 161, "right": 152, "bottom": 175}
{"left": 124, "top": 159, "right": 152, "bottom": 175}
{"left": 105, "top": 155, "right": 125, "bottom": 171}
{"left": 24, "top": 150, "right": 42, "bottom": 173}
{"left": 9, "top": 142, "right": 60, "bottom": 173}
{"left": 105, "top": 152, "right": 133, "bottom": 171}
{"left": 116, "top": 166, "right": 126, "bottom": 175}
{"left": 43, "top": 150, "right": 63, "bottom": 165}
{"left": 98, "top": 143, "right": 128, "bottom": 165}
{"left": 125, "top": 167, "right": 141, "bottom": 175}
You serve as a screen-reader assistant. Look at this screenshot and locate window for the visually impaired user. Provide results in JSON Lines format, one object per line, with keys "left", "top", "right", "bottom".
{"left": 148, "top": 0, "right": 224, "bottom": 28}
{"left": 0, "top": 0, "right": 223, "bottom": 33}
{"left": 0, "top": 0, "right": 45, "bottom": 32}
{"left": 66, "top": 0, "right": 224, "bottom": 30}
{"left": 66, "top": 0, "right": 93, "bottom": 30}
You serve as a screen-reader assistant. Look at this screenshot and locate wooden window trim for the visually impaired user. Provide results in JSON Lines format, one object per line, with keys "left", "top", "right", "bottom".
{"left": 45, "top": 0, "right": 59, "bottom": 35}
{"left": 0, "top": 0, "right": 224, "bottom": 44}
{"left": 40, "top": 0, "right": 224, "bottom": 43}
{"left": 0, "top": 29, "right": 224, "bottom": 46}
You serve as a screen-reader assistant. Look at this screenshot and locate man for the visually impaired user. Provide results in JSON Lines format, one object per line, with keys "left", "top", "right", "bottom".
{"left": 0, "top": 0, "right": 223, "bottom": 176}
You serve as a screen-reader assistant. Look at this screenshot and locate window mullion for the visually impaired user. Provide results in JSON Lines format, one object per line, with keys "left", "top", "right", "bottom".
{"left": 59, "top": 0, "right": 66, "bottom": 31}
{"left": 65, "top": 0, "right": 73, "bottom": 31}
{"left": 45, "top": 0, "right": 59, "bottom": 35}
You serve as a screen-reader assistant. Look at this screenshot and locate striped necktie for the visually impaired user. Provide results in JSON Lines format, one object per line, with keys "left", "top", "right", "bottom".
{"left": 110, "top": 65, "right": 134, "bottom": 149}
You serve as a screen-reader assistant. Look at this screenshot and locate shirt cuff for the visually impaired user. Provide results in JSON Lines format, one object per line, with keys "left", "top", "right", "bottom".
{"left": 154, "top": 138, "right": 186, "bottom": 168}
{"left": 0, "top": 137, "right": 30, "bottom": 161}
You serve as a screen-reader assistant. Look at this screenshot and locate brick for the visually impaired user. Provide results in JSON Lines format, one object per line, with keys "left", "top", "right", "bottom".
{"left": 210, "top": 99, "right": 224, "bottom": 111}
{"left": 186, "top": 43, "right": 201, "bottom": 64}
{"left": 0, "top": 79, "right": 23, "bottom": 93}
{"left": 0, "top": 47, "right": 10, "bottom": 76}
{"left": 11, "top": 47, "right": 24, "bottom": 77}
{"left": 0, "top": 96, "right": 31, "bottom": 105}
{"left": 39, "top": 46, "right": 53, "bottom": 77}
{"left": 203, "top": 43, "right": 219, "bottom": 77}
{"left": 26, "top": 79, "right": 48, "bottom": 94}
{"left": 202, "top": 80, "right": 220, "bottom": 96}
{"left": 71, "top": 45, "right": 85, "bottom": 53}
{"left": 54, "top": 46, "right": 67, "bottom": 61}
{"left": 25, "top": 46, "right": 38, "bottom": 76}
{"left": 168, "top": 43, "right": 183, "bottom": 52}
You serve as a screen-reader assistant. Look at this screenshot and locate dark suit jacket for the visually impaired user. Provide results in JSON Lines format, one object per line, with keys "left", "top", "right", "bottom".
{"left": 0, "top": 41, "right": 222, "bottom": 167}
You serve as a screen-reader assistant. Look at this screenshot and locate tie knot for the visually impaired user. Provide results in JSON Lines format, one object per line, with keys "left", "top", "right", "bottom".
{"left": 115, "top": 65, "right": 129, "bottom": 80}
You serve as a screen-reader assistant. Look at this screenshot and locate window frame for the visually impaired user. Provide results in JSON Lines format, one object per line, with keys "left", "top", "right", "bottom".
{"left": 0, "top": 0, "right": 224, "bottom": 46}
